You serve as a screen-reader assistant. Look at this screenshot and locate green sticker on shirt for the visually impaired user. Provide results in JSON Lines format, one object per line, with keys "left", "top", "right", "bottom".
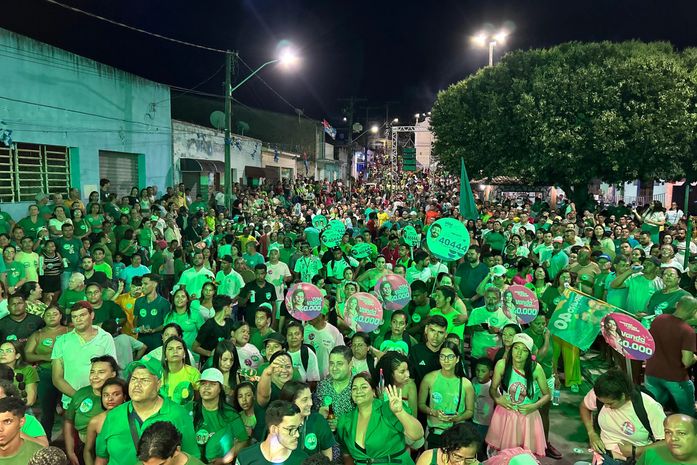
{"left": 79, "top": 398, "right": 94, "bottom": 413}
{"left": 305, "top": 432, "right": 318, "bottom": 450}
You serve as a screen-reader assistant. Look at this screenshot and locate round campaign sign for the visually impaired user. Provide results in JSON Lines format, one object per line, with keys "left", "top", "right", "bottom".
{"left": 374, "top": 274, "right": 411, "bottom": 311}
{"left": 351, "top": 243, "right": 373, "bottom": 259}
{"left": 328, "top": 219, "right": 346, "bottom": 235}
{"left": 426, "top": 217, "right": 470, "bottom": 262}
{"left": 600, "top": 313, "right": 655, "bottom": 361}
{"left": 321, "top": 228, "right": 343, "bottom": 248}
{"left": 285, "top": 283, "right": 324, "bottom": 321}
{"left": 502, "top": 285, "right": 539, "bottom": 324}
{"left": 403, "top": 226, "right": 420, "bottom": 247}
{"left": 344, "top": 292, "right": 384, "bottom": 333}
{"left": 312, "top": 214, "right": 328, "bottom": 230}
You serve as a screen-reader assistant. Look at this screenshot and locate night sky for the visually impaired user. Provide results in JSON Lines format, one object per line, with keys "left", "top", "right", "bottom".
{"left": 2, "top": 0, "right": 696, "bottom": 127}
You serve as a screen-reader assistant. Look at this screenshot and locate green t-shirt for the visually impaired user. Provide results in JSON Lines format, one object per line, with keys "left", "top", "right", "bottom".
{"left": 249, "top": 328, "right": 275, "bottom": 353}
{"left": 298, "top": 412, "right": 336, "bottom": 456}
{"left": 22, "top": 413, "right": 46, "bottom": 438}
{"left": 57, "top": 289, "right": 86, "bottom": 313}
{"left": 14, "top": 365, "right": 39, "bottom": 405}
{"left": 86, "top": 214, "right": 105, "bottom": 233}
{"left": 133, "top": 295, "right": 170, "bottom": 349}
{"left": 637, "top": 444, "right": 693, "bottom": 465}
{"left": 524, "top": 328, "right": 555, "bottom": 378}
{"left": 73, "top": 219, "right": 90, "bottom": 238}
{"left": 3, "top": 261, "right": 25, "bottom": 288}
{"left": 93, "top": 301, "right": 127, "bottom": 326}
{"left": 55, "top": 237, "right": 83, "bottom": 272}
{"left": 0, "top": 438, "right": 43, "bottom": 463}
{"left": 96, "top": 399, "right": 200, "bottom": 465}
{"left": 66, "top": 386, "right": 104, "bottom": 436}
{"left": 483, "top": 231, "right": 506, "bottom": 252}
{"left": 197, "top": 406, "right": 249, "bottom": 461}
{"left": 17, "top": 217, "right": 46, "bottom": 241}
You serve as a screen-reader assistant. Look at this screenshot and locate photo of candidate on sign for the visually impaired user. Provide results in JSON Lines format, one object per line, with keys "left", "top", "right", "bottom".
{"left": 285, "top": 283, "right": 324, "bottom": 321}
{"left": 374, "top": 274, "right": 411, "bottom": 311}
{"left": 426, "top": 217, "right": 470, "bottom": 262}
{"left": 502, "top": 285, "right": 539, "bottom": 324}
{"left": 312, "top": 214, "right": 328, "bottom": 230}
{"left": 601, "top": 312, "right": 655, "bottom": 361}
{"left": 344, "top": 292, "right": 384, "bottom": 332}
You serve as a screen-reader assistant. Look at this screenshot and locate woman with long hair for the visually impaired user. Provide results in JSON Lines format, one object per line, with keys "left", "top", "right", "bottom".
{"left": 418, "top": 341, "right": 475, "bottom": 448}
{"left": 164, "top": 288, "right": 204, "bottom": 357}
{"left": 193, "top": 368, "right": 249, "bottom": 463}
{"left": 590, "top": 225, "right": 615, "bottom": 259}
{"left": 486, "top": 333, "right": 550, "bottom": 456}
{"left": 525, "top": 266, "right": 551, "bottom": 303}
{"left": 83, "top": 377, "right": 128, "bottom": 465}
{"left": 0, "top": 340, "right": 38, "bottom": 406}
{"left": 71, "top": 207, "right": 91, "bottom": 240}
{"left": 493, "top": 323, "right": 522, "bottom": 364}
{"left": 86, "top": 202, "right": 105, "bottom": 237}
{"left": 25, "top": 306, "right": 68, "bottom": 433}
{"left": 190, "top": 281, "right": 217, "bottom": 321}
{"left": 231, "top": 381, "right": 264, "bottom": 441}
{"left": 337, "top": 373, "right": 423, "bottom": 465}
{"left": 138, "top": 188, "right": 151, "bottom": 215}
{"left": 279, "top": 381, "right": 335, "bottom": 459}
{"left": 48, "top": 205, "right": 72, "bottom": 238}
{"left": 160, "top": 336, "right": 200, "bottom": 407}
{"left": 211, "top": 340, "right": 242, "bottom": 397}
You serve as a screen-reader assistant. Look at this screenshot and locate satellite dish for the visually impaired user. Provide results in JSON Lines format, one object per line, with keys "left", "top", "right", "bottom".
{"left": 209, "top": 111, "right": 226, "bottom": 130}
{"left": 352, "top": 123, "right": 363, "bottom": 133}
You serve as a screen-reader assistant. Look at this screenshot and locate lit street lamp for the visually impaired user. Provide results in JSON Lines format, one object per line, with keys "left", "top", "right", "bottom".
{"left": 224, "top": 45, "right": 298, "bottom": 209}
{"left": 471, "top": 29, "right": 508, "bottom": 67}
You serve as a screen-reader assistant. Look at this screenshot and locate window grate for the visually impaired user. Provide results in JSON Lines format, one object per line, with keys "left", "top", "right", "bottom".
{"left": 0, "top": 143, "right": 70, "bottom": 203}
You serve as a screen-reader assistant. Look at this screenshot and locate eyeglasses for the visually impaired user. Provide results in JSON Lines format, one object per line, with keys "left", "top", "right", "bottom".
{"left": 281, "top": 426, "right": 302, "bottom": 436}
{"left": 439, "top": 354, "right": 457, "bottom": 361}
{"left": 447, "top": 452, "right": 479, "bottom": 464}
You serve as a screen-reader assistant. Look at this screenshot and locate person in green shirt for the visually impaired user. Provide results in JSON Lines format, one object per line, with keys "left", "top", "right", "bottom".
{"left": 136, "top": 421, "right": 205, "bottom": 465}
{"left": 96, "top": 359, "right": 200, "bottom": 465}
{"left": 637, "top": 414, "right": 697, "bottom": 465}
{"left": 193, "top": 368, "right": 249, "bottom": 462}
{"left": 2, "top": 245, "right": 26, "bottom": 294}
{"left": 279, "top": 381, "right": 336, "bottom": 459}
{"left": 250, "top": 304, "right": 276, "bottom": 353}
{"left": 17, "top": 205, "right": 47, "bottom": 241}
{"left": 0, "top": 397, "right": 43, "bottom": 464}
{"left": 64, "top": 355, "right": 118, "bottom": 465}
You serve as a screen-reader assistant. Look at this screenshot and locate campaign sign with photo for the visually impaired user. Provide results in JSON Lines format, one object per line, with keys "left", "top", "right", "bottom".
{"left": 402, "top": 226, "right": 420, "bottom": 247}
{"left": 600, "top": 312, "right": 655, "bottom": 361}
{"left": 312, "top": 214, "right": 328, "bottom": 230}
{"left": 375, "top": 274, "right": 411, "bottom": 311}
{"left": 285, "top": 283, "right": 324, "bottom": 321}
{"left": 321, "top": 228, "right": 343, "bottom": 248}
{"left": 351, "top": 243, "right": 373, "bottom": 259}
{"left": 503, "top": 285, "right": 539, "bottom": 324}
{"left": 344, "top": 292, "right": 384, "bottom": 332}
{"left": 426, "top": 218, "right": 470, "bottom": 262}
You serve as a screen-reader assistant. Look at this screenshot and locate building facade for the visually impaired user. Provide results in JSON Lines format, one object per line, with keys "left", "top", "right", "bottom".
{"left": 0, "top": 28, "right": 172, "bottom": 219}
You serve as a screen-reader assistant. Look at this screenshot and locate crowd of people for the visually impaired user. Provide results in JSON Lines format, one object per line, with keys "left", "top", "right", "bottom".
{"left": 0, "top": 165, "right": 695, "bottom": 465}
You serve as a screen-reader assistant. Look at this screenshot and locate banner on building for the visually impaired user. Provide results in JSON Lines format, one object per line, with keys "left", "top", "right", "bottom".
{"left": 322, "top": 119, "right": 337, "bottom": 140}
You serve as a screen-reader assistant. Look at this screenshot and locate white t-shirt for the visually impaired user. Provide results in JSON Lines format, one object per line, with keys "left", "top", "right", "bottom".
{"left": 113, "top": 333, "right": 145, "bottom": 372}
{"left": 583, "top": 389, "right": 665, "bottom": 460}
{"left": 288, "top": 347, "right": 320, "bottom": 382}
{"left": 215, "top": 269, "right": 245, "bottom": 300}
{"left": 304, "top": 323, "right": 345, "bottom": 377}
{"left": 266, "top": 261, "right": 292, "bottom": 301}
{"left": 236, "top": 343, "right": 263, "bottom": 370}
{"left": 473, "top": 379, "right": 494, "bottom": 426}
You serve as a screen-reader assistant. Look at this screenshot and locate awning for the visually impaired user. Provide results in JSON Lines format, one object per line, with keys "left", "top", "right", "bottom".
{"left": 245, "top": 166, "right": 267, "bottom": 178}
{"left": 180, "top": 158, "right": 225, "bottom": 173}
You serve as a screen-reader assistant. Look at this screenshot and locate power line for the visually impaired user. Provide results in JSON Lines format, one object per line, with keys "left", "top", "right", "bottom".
{"left": 237, "top": 56, "right": 308, "bottom": 118}
{"left": 44, "top": 0, "right": 228, "bottom": 54}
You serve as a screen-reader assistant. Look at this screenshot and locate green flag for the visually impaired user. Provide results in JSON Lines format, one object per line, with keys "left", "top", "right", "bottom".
{"left": 459, "top": 158, "right": 479, "bottom": 220}
{"left": 548, "top": 288, "right": 616, "bottom": 350}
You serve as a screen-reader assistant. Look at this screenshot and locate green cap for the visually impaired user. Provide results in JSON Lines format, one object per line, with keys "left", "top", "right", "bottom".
{"left": 125, "top": 357, "right": 162, "bottom": 379}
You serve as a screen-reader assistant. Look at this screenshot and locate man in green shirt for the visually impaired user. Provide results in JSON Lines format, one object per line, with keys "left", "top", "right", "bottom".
{"left": 638, "top": 414, "right": 697, "bottom": 464}
{"left": 133, "top": 274, "right": 170, "bottom": 350}
{"left": 96, "top": 359, "right": 200, "bottom": 465}
{"left": 0, "top": 397, "right": 44, "bottom": 463}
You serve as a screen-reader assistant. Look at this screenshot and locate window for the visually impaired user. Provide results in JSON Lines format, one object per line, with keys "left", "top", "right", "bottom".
{"left": 0, "top": 143, "right": 70, "bottom": 202}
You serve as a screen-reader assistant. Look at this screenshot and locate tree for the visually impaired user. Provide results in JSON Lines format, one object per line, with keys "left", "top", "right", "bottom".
{"left": 431, "top": 41, "right": 697, "bottom": 208}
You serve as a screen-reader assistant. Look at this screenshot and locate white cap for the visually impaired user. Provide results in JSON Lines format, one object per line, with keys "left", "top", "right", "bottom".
{"left": 200, "top": 368, "right": 224, "bottom": 385}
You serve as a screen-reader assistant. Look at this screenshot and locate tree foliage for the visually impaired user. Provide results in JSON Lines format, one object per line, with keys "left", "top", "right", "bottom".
{"left": 431, "top": 41, "right": 697, "bottom": 204}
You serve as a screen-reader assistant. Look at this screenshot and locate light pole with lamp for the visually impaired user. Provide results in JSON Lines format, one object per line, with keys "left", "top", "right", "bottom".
{"left": 223, "top": 47, "right": 299, "bottom": 210}
{"left": 472, "top": 30, "right": 509, "bottom": 67}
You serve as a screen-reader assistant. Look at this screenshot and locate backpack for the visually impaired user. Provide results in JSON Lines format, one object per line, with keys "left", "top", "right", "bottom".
{"left": 593, "top": 387, "right": 655, "bottom": 442}
{"left": 299, "top": 344, "right": 316, "bottom": 373}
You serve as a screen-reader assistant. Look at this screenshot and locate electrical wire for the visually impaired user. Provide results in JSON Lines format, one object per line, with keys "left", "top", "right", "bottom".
{"left": 237, "top": 56, "right": 306, "bottom": 117}
{"left": 44, "top": 0, "right": 228, "bottom": 54}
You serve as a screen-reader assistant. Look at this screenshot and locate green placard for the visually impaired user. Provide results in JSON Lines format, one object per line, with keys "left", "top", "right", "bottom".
{"left": 350, "top": 243, "right": 373, "bottom": 259}
{"left": 402, "top": 226, "right": 420, "bottom": 247}
{"left": 312, "top": 214, "right": 328, "bottom": 230}
{"left": 426, "top": 217, "right": 469, "bottom": 261}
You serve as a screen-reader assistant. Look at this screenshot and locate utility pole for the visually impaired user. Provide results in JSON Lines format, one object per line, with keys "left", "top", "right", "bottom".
{"left": 338, "top": 97, "right": 366, "bottom": 195}
{"left": 224, "top": 50, "right": 237, "bottom": 211}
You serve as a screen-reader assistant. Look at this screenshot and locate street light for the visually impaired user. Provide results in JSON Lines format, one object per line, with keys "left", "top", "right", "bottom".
{"left": 392, "top": 118, "right": 399, "bottom": 124}
{"left": 471, "top": 29, "right": 508, "bottom": 67}
{"left": 370, "top": 125, "right": 379, "bottom": 134}
{"left": 224, "top": 45, "right": 299, "bottom": 209}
